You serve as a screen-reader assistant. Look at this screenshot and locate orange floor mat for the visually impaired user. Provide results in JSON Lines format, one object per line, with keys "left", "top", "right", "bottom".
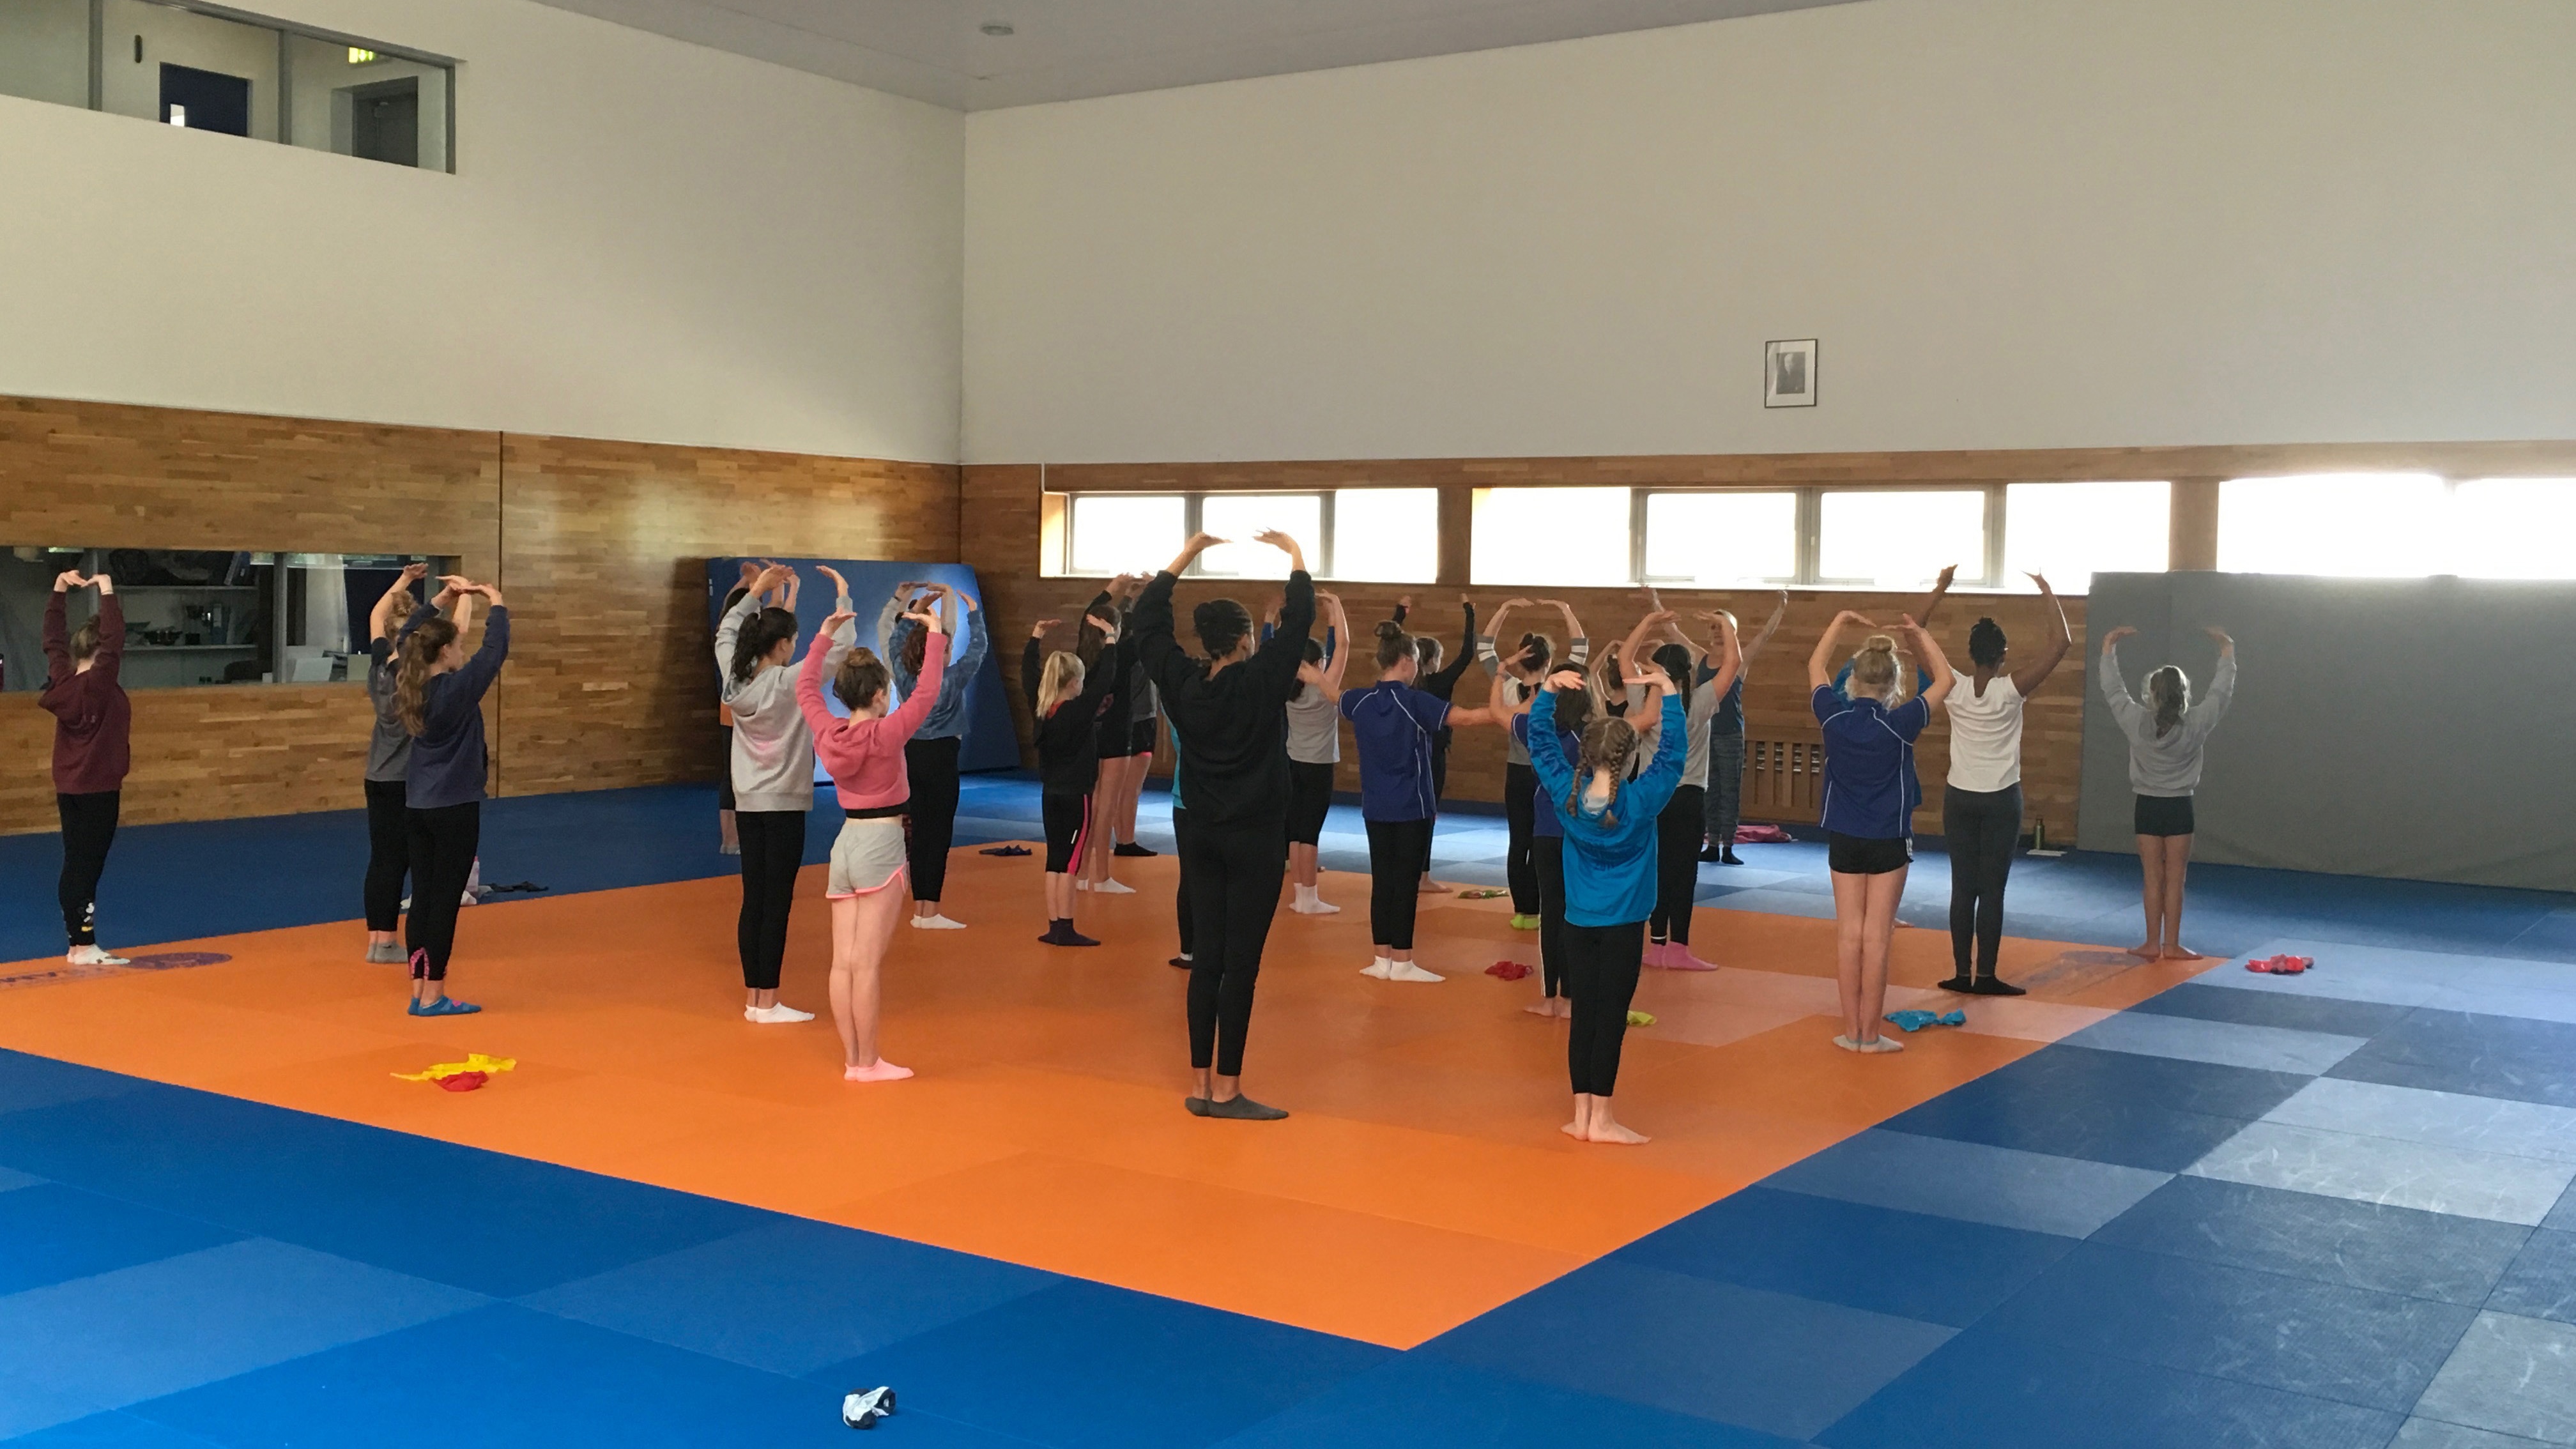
{"left": 0, "top": 848, "right": 2200, "bottom": 1347}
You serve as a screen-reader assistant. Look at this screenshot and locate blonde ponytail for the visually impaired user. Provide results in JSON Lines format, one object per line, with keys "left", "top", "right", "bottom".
{"left": 1035, "top": 650, "right": 1085, "bottom": 718}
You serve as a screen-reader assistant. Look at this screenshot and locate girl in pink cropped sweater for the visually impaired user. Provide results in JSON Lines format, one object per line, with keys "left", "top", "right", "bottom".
{"left": 797, "top": 602, "right": 946, "bottom": 1082}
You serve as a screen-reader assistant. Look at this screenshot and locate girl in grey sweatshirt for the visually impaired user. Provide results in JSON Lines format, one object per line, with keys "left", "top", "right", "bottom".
{"left": 2099, "top": 625, "right": 2236, "bottom": 961}
{"left": 716, "top": 564, "right": 856, "bottom": 1022}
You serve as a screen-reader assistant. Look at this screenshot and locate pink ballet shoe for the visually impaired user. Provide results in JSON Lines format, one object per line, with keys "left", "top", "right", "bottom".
{"left": 1643, "top": 941, "right": 1671, "bottom": 969}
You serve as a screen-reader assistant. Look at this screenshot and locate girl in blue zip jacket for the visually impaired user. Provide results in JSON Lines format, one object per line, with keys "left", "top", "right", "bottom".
{"left": 1527, "top": 642, "right": 1685, "bottom": 1146}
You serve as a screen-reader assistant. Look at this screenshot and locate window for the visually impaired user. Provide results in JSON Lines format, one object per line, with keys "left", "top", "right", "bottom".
{"left": 0, "top": 1, "right": 454, "bottom": 171}
{"left": 1, "top": 1, "right": 93, "bottom": 110}
{"left": 1818, "top": 489, "right": 1988, "bottom": 588}
{"left": 1197, "top": 494, "right": 1324, "bottom": 579}
{"left": 0, "top": 547, "right": 440, "bottom": 691}
{"left": 1067, "top": 494, "right": 1186, "bottom": 576}
{"left": 2218, "top": 474, "right": 2448, "bottom": 577}
{"left": 1471, "top": 487, "right": 1632, "bottom": 587}
{"left": 1641, "top": 491, "right": 1798, "bottom": 585}
{"left": 2004, "top": 482, "right": 2170, "bottom": 592}
{"left": 1050, "top": 488, "right": 1438, "bottom": 580}
{"left": 1328, "top": 489, "right": 1439, "bottom": 583}
{"left": 2452, "top": 480, "right": 2576, "bottom": 580}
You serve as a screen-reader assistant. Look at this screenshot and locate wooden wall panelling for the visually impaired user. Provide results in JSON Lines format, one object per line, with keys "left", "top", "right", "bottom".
{"left": 496, "top": 436, "right": 961, "bottom": 798}
{"left": 2170, "top": 478, "right": 2223, "bottom": 571}
{"left": 0, "top": 395, "right": 500, "bottom": 834}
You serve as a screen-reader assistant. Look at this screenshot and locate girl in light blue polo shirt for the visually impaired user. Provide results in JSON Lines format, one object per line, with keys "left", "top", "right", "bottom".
{"left": 1528, "top": 653, "right": 1685, "bottom": 1146}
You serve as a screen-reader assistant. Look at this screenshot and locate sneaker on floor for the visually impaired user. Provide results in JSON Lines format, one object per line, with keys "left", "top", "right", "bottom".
{"left": 408, "top": 996, "right": 481, "bottom": 1016}
{"left": 744, "top": 1003, "right": 815, "bottom": 1023}
{"left": 1385, "top": 962, "right": 1443, "bottom": 983}
{"left": 1113, "top": 842, "right": 1158, "bottom": 858}
{"left": 1697, "top": 845, "right": 1724, "bottom": 863}
{"left": 908, "top": 914, "right": 967, "bottom": 930}
{"left": 1169, "top": 954, "right": 1194, "bottom": 969}
{"left": 66, "top": 945, "right": 130, "bottom": 967}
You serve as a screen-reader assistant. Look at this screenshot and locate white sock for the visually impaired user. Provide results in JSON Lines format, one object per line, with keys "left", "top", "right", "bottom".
{"left": 1361, "top": 954, "right": 1393, "bottom": 978}
{"left": 910, "top": 914, "right": 967, "bottom": 930}
{"left": 1294, "top": 884, "right": 1317, "bottom": 908}
{"left": 1092, "top": 878, "right": 1137, "bottom": 895}
{"left": 1388, "top": 961, "right": 1443, "bottom": 983}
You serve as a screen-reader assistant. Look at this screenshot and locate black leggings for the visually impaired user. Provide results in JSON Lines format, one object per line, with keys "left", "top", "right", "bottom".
{"left": 1505, "top": 763, "right": 1538, "bottom": 915}
{"left": 1944, "top": 783, "right": 2022, "bottom": 977}
{"left": 1365, "top": 817, "right": 1433, "bottom": 951}
{"left": 735, "top": 809, "right": 807, "bottom": 991}
{"left": 57, "top": 790, "right": 119, "bottom": 948}
{"left": 1043, "top": 791, "right": 1092, "bottom": 874}
{"left": 404, "top": 801, "right": 481, "bottom": 983}
{"left": 904, "top": 735, "right": 961, "bottom": 902}
{"left": 363, "top": 778, "right": 408, "bottom": 933}
{"left": 1565, "top": 919, "right": 1645, "bottom": 1096}
{"left": 1183, "top": 818, "right": 1287, "bottom": 1075}
{"left": 1172, "top": 806, "right": 1194, "bottom": 956}
{"left": 1535, "top": 835, "right": 1567, "bottom": 999}
{"left": 1650, "top": 784, "right": 1706, "bottom": 945}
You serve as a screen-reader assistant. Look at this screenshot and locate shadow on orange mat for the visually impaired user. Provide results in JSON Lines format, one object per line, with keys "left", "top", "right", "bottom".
{"left": 0, "top": 847, "right": 2198, "bottom": 1347}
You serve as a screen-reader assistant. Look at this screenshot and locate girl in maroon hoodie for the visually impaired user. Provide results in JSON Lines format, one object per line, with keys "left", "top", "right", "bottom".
{"left": 43, "top": 570, "right": 130, "bottom": 967}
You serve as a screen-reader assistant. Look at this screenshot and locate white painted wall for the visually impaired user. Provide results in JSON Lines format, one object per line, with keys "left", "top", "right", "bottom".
{"left": 962, "top": 0, "right": 2576, "bottom": 464}
{"left": 0, "top": 0, "right": 962, "bottom": 463}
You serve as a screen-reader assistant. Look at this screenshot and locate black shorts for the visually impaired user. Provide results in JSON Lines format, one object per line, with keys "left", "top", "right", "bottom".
{"left": 1043, "top": 791, "right": 1092, "bottom": 872}
{"left": 2135, "top": 793, "right": 2196, "bottom": 838}
{"left": 1828, "top": 832, "right": 1912, "bottom": 876}
{"left": 1130, "top": 717, "right": 1158, "bottom": 756}
{"left": 1287, "top": 761, "right": 1335, "bottom": 846}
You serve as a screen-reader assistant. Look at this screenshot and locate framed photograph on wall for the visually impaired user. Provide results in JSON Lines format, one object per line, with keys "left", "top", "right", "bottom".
{"left": 1765, "top": 339, "right": 1818, "bottom": 408}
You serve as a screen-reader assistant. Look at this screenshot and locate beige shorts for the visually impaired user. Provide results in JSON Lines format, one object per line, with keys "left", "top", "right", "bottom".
{"left": 825, "top": 816, "right": 908, "bottom": 898}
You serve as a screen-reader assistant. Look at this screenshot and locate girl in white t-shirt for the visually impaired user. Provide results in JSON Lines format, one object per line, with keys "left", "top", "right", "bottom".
{"left": 1928, "top": 572, "right": 2069, "bottom": 996}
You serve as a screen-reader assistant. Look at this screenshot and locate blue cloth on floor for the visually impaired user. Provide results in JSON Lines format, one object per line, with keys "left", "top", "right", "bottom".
{"left": 1885, "top": 1009, "right": 1966, "bottom": 1032}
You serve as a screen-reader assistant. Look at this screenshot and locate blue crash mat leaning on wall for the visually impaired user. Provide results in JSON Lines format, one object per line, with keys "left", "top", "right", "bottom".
{"left": 705, "top": 558, "right": 1019, "bottom": 776}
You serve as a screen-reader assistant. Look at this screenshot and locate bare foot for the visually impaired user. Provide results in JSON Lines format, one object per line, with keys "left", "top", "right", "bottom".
{"left": 1418, "top": 878, "right": 1446, "bottom": 895}
{"left": 1586, "top": 1120, "right": 1650, "bottom": 1145}
{"left": 1562, "top": 1117, "right": 1587, "bottom": 1138}
{"left": 1526, "top": 997, "right": 1565, "bottom": 1018}
{"left": 2128, "top": 940, "right": 2162, "bottom": 959}
{"left": 2161, "top": 945, "right": 2209, "bottom": 961}
{"left": 843, "top": 1059, "right": 914, "bottom": 1082}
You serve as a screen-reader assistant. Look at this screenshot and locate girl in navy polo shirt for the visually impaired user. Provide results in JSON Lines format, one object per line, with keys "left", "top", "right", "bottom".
{"left": 1528, "top": 656, "right": 1684, "bottom": 1145}
{"left": 1342, "top": 624, "right": 1501, "bottom": 983}
{"left": 1809, "top": 610, "right": 1955, "bottom": 1054}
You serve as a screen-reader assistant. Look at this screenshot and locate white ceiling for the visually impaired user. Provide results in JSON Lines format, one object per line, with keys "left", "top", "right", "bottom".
{"left": 527, "top": 0, "right": 1869, "bottom": 111}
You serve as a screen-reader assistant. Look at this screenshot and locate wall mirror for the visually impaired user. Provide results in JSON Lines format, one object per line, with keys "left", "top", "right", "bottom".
{"left": 3, "top": 547, "right": 447, "bottom": 692}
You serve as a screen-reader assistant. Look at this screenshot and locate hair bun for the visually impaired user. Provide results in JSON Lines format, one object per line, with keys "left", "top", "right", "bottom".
{"left": 1861, "top": 633, "right": 1898, "bottom": 655}
{"left": 1373, "top": 619, "right": 1404, "bottom": 641}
